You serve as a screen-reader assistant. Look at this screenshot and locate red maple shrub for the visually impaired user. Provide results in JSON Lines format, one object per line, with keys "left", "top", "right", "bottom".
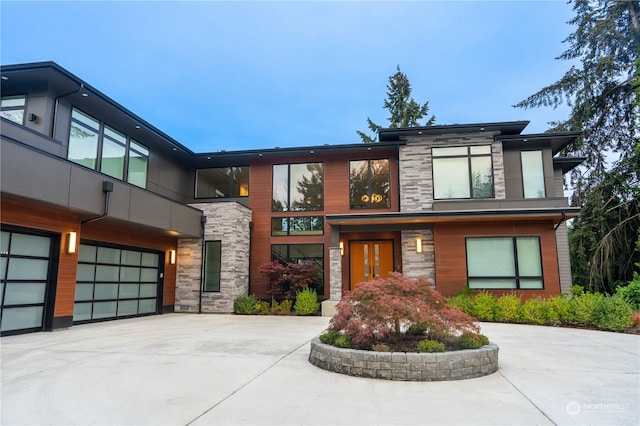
{"left": 258, "top": 260, "right": 321, "bottom": 300}
{"left": 328, "top": 272, "right": 479, "bottom": 347}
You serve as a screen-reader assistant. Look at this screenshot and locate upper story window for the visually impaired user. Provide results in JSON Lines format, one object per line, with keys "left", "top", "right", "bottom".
{"left": 432, "top": 145, "right": 493, "bottom": 199}
{"left": 350, "top": 159, "right": 390, "bottom": 209}
{"left": 1, "top": 95, "right": 26, "bottom": 124}
{"left": 272, "top": 163, "right": 323, "bottom": 212}
{"left": 67, "top": 107, "right": 149, "bottom": 188}
{"left": 521, "top": 151, "right": 546, "bottom": 198}
{"left": 271, "top": 216, "right": 323, "bottom": 236}
{"left": 195, "top": 167, "right": 249, "bottom": 198}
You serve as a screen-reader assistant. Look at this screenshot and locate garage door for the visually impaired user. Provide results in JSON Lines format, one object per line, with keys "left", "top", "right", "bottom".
{"left": 1, "top": 229, "right": 56, "bottom": 335}
{"left": 73, "top": 243, "right": 161, "bottom": 323}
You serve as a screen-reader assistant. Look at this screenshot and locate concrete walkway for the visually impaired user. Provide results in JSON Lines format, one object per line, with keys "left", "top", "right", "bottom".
{"left": 1, "top": 314, "right": 638, "bottom": 425}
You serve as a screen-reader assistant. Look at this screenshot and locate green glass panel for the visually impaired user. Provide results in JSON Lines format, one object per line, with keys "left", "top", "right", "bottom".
{"left": 0, "top": 109, "right": 24, "bottom": 124}
{"left": 120, "top": 267, "right": 140, "bottom": 282}
{"left": 118, "top": 300, "right": 138, "bottom": 316}
{"left": 139, "top": 283, "right": 157, "bottom": 297}
{"left": 7, "top": 258, "right": 49, "bottom": 280}
{"left": 141, "top": 252, "right": 158, "bottom": 267}
{"left": 471, "top": 156, "right": 493, "bottom": 198}
{"left": 78, "top": 244, "right": 97, "bottom": 263}
{"left": 94, "top": 283, "right": 118, "bottom": 300}
{"left": 1, "top": 231, "right": 9, "bottom": 253}
{"left": 10, "top": 233, "right": 50, "bottom": 257}
{"left": 127, "top": 151, "right": 148, "bottom": 188}
{"left": 95, "top": 265, "right": 119, "bottom": 282}
{"left": 203, "top": 241, "right": 221, "bottom": 292}
{"left": 1, "top": 258, "right": 7, "bottom": 280}
{"left": 433, "top": 157, "right": 470, "bottom": 199}
{"left": 140, "top": 268, "right": 157, "bottom": 282}
{"left": 272, "top": 164, "right": 289, "bottom": 211}
{"left": 466, "top": 238, "right": 515, "bottom": 277}
{"left": 68, "top": 121, "right": 99, "bottom": 169}
{"left": 74, "top": 284, "right": 94, "bottom": 301}
{"left": 119, "top": 284, "right": 139, "bottom": 299}
{"left": 76, "top": 264, "right": 95, "bottom": 281}
{"left": 468, "top": 279, "right": 516, "bottom": 289}
{"left": 73, "top": 303, "right": 92, "bottom": 321}
{"left": 101, "top": 138, "right": 125, "bottom": 179}
{"left": 516, "top": 237, "right": 542, "bottom": 276}
{"left": 432, "top": 147, "right": 467, "bottom": 157}
{"left": 521, "top": 151, "right": 546, "bottom": 198}
{"left": 92, "top": 301, "right": 117, "bottom": 319}
{"left": 97, "top": 247, "right": 120, "bottom": 264}
{"left": 138, "top": 299, "right": 156, "bottom": 314}
{"left": 4, "top": 282, "right": 46, "bottom": 304}
{"left": 1, "top": 306, "right": 43, "bottom": 331}
{"left": 121, "top": 250, "right": 141, "bottom": 266}
{"left": 470, "top": 145, "right": 491, "bottom": 155}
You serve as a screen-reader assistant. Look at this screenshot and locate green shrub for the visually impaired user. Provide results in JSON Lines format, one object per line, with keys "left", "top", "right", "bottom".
{"left": 570, "top": 284, "right": 585, "bottom": 297}
{"left": 447, "top": 291, "right": 474, "bottom": 316}
{"left": 319, "top": 331, "right": 341, "bottom": 345}
{"left": 407, "top": 323, "right": 427, "bottom": 335}
{"left": 334, "top": 335, "right": 353, "bottom": 349}
{"left": 417, "top": 339, "right": 445, "bottom": 353}
{"left": 470, "top": 291, "right": 498, "bottom": 321}
{"left": 233, "top": 294, "right": 259, "bottom": 314}
{"left": 616, "top": 277, "right": 640, "bottom": 310}
{"left": 256, "top": 300, "right": 270, "bottom": 315}
{"left": 522, "top": 297, "right": 550, "bottom": 325}
{"left": 546, "top": 295, "right": 573, "bottom": 323}
{"left": 271, "top": 299, "right": 292, "bottom": 314}
{"left": 570, "top": 292, "right": 603, "bottom": 325}
{"left": 293, "top": 288, "right": 320, "bottom": 315}
{"left": 593, "top": 295, "right": 634, "bottom": 331}
{"left": 495, "top": 294, "right": 522, "bottom": 322}
{"left": 458, "top": 333, "right": 489, "bottom": 349}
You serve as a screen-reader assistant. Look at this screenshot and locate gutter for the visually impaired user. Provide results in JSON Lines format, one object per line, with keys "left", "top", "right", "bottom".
{"left": 51, "top": 83, "right": 84, "bottom": 138}
{"left": 554, "top": 210, "right": 567, "bottom": 231}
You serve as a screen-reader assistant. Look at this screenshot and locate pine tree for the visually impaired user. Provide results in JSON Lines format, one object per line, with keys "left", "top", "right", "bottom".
{"left": 358, "top": 65, "right": 435, "bottom": 143}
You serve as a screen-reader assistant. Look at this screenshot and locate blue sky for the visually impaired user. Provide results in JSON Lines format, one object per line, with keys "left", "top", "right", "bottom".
{"left": 1, "top": 1, "right": 576, "bottom": 152}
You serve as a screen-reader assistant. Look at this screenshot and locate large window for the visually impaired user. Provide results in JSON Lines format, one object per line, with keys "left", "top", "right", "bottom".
{"left": 432, "top": 146, "right": 493, "bottom": 199}
{"left": 271, "top": 217, "right": 323, "bottom": 236}
{"left": 68, "top": 107, "right": 149, "bottom": 188}
{"left": 203, "top": 241, "right": 221, "bottom": 292}
{"left": 466, "top": 236, "right": 543, "bottom": 289}
{"left": 1, "top": 95, "right": 26, "bottom": 124}
{"left": 350, "top": 159, "right": 390, "bottom": 209}
{"left": 271, "top": 244, "right": 324, "bottom": 291}
{"left": 521, "top": 151, "right": 546, "bottom": 198}
{"left": 195, "top": 167, "right": 249, "bottom": 198}
{"left": 272, "top": 163, "right": 324, "bottom": 211}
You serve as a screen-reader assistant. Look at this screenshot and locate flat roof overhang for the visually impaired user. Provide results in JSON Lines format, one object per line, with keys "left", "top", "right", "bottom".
{"left": 326, "top": 207, "right": 581, "bottom": 227}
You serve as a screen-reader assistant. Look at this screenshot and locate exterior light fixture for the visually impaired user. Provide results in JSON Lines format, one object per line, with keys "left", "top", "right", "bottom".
{"left": 340, "top": 242, "right": 344, "bottom": 256}
{"left": 169, "top": 249, "right": 176, "bottom": 265}
{"left": 67, "top": 232, "right": 77, "bottom": 254}
{"left": 416, "top": 237, "right": 422, "bottom": 254}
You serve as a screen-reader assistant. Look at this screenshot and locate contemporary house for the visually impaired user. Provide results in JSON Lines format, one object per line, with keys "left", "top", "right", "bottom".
{"left": 1, "top": 61, "right": 584, "bottom": 335}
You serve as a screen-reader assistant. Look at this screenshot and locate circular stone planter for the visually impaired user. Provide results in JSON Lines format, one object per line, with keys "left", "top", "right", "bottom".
{"left": 308, "top": 337, "right": 499, "bottom": 381}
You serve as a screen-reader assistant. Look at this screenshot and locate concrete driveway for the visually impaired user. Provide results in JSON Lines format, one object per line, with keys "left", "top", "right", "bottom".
{"left": 1, "top": 314, "right": 638, "bottom": 425}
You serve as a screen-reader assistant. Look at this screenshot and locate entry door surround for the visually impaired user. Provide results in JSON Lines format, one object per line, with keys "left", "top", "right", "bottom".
{"left": 349, "top": 240, "right": 394, "bottom": 290}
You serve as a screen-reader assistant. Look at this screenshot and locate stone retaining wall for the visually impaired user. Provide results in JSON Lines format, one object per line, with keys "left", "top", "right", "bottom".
{"left": 309, "top": 338, "right": 499, "bottom": 381}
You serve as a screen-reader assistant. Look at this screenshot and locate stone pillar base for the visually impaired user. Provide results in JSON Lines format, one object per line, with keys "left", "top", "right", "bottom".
{"left": 321, "top": 300, "right": 338, "bottom": 317}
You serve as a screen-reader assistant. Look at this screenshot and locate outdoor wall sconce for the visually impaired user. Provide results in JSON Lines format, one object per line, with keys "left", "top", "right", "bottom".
{"left": 67, "top": 232, "right": 77, "bottom": 254}
{"left": 340, "top": 242, "right": 344, "bottom": 256}
{"left": 416, "top": 237, "right": 422, "bottom": 254}
{"left": 169, "top": 249, "right": 176, "bottom": 265}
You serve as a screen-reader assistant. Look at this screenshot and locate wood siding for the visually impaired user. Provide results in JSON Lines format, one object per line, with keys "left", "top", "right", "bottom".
{"left": 433, "top": 221, "right": 561, "bottom": 298}
{"left": 248, "top": 149, "right": 399, "bottom": 299}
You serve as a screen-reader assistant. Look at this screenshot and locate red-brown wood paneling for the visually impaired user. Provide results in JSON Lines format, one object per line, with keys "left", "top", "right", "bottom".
{"left": 433, "top": 220, "right": 561, "bottom": 298}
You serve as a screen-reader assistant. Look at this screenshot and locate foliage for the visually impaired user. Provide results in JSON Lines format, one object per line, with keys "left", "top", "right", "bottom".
{"left": 570, "top": 291, "right": 604, "bottom": 324}
{"left": 357, "top": 65, "right": 436, "bottom": 143}
{"left": 256, "top": 300, "right": 271, "bottom": 315}
{"left": 616, "top": 277, "right": 640, "bottom": 309}
{"left": 458, "top": 333, "right": 489, "bottom": 350}
{"left": 521, "top": 297, "right": 551, "bottom": 325}
{"left": 470, "top": 291, "right": 498, "bottom": 321}
{"left": 515, "top": 0, "right": 640, "bottom": 293}
{"left": 328, "top": 273, "right": 479, "bottom": 347}
{"left": 270, "top": 299, "right": 292, "bottom": 315}
{"left": 319, "top": 331, "right": 341, "bottom": 345}
{"left": 233, "top": 294, "right": 259, "bottom": 315}
{"left": 407, "top": 323, "right": 427, "bottom": 335}
{"left": 294, "top": 288, "right": 320, "bottom": 315}
{"left": 593, "top": 295, "right": 634, "bottom": 331}
{"left": 495, "top": 294, "right": 523, "bottom": 322}
{"left": 447, "top": 288, "right": 474, "bottom": 314}
{"left": 546, "top": 295, "right": 574, "bottom": 323}
{"left": 258, "top": 260, "right": 322, "bottom": 299}
{"left": 417, "top": 339, "right": 445, "bottom": 353}
{"left": 334, "top": 335, "right": 353, "bottom": 349}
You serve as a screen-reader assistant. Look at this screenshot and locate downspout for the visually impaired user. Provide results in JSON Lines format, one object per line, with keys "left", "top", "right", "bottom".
{"left": 248, "top": 221, "right": 254, "bottom": 295}
{"left": 554, "top": 210, "right": 567, "bottom": 231}
{"left": 81, "top": 181, "right": 114, "bottom": 225}
{"left": 198, "top": 215, "right": 207, "bottom": 314}
{"left": 52, "top": 83, "right": 84, "bottom": 138}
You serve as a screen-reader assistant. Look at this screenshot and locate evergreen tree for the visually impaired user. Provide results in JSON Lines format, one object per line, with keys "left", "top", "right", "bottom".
{"left": 515, "top": 0, "right": 640, "bottom": 292}
{"left": 358, "top": 65, "right": 435, "bottom": 143}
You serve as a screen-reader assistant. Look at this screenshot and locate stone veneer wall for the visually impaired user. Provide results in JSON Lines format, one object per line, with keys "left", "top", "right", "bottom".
{"left": 401, "top": 227, "right": 434, "bottom": 282}
{"left": 175, "top": 202, "right": 252, "bottom": 313}
{"left": 328, "top": 247, "right": 342, "bottom": 301}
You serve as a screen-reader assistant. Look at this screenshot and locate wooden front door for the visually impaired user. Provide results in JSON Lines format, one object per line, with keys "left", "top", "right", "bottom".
{"left": 349, "top": 241, "right": 394, "bottom": 290}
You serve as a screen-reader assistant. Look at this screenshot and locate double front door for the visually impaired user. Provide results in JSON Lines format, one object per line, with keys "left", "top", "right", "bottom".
{"left": 349, "top": 240, "right": 394, "bottom": 290}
